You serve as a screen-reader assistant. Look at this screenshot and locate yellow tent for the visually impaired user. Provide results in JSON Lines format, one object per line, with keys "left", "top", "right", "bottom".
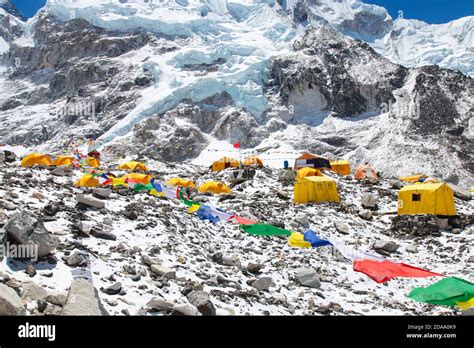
{"left": 53, "top": 156, "right": 75, "bottom": 166}
{"left": 294, "top": 176, "right": 340, "bottom": 204}
{"left": 198, "top": 181, "right": 232, "bottom": 194}
{"left": 330, "top": 160, "right": 351, "bottom": 176}
{"left": 243, "top": 156, "right": 263, "bottom": 167}
{"left": 21, "top": 153, "right": 53, "bottom": 167}
{"left": 118, "top": 161, "right": 148, "bottom": 171}
{"left": 76, "top": 174, "right": 100, "bottom": 188}
{"left": 398, "top": 183, "right": 456, "bottom": 216}
{"left": 296, "top": 167, "right": 323, "bottom": 181}
{"left": 165, "top": 178, "right": 196, "bottom": 188}
{"left": 86, "top": 157, "right": 100, "bottom": 168}
{"left": 399, "top": 174, "right": 429, "bottom": 183}
{"left": 126, "top": 173, "right": 152, "bottom": 185}
{"left": 211, "top": 157, "right": 240, "bottom": 172}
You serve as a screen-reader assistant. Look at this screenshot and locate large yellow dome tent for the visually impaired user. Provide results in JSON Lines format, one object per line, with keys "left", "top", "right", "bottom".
{"left": 198, "top": 181, "right": 232, "bottom": 194}
{"left": 330, "top": 160, "right": 351, "bottom": 176}
{"left": 165, "top": 178, "right": 196, "bottom": 188}
{"left": 398, "top": 183, "right": 456, "bottom": 216}
{"left": 76, "top": 174, "right": 100, "bottom": 188}
{"left": 211, "top": 157, "right": 240, "bottom": 172}
{"left": 399, "top": 174, "right": 429, "bottom": 183}
{"left": 21, "top": 153, "right": 53, "bottom": 167}
{"left": 296, "top": 167, "right": 323, "bottom": 181}
{"left": 243, "top": 156, "right": 263, "bottom": 167}
{"left": 294, "top": 176, "right": 340, "bottom": 204}
{"left": 118, "top": 161, "right": 148, "bottom": 171}
{"left": 53, "top": 156, "right": 75, "bottom": 166}
{"left": 86, "top": 157, "right": 100, "bottom": 168}
{"left": 126, "top": 173, "right": 152, "bottom": 185}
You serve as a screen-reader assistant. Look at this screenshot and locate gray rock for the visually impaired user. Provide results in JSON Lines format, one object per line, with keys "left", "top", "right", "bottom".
{"left": 186, "top": 291, "right": 216, "bottom": 316}
{"left": 436, "top": 218, "right": 449, "bottom": 228}
{"left": 358, "top": 209, "right": 373, "bottom": 220}
{"left": 246, "top": 263, "right": 262, "bottom": 274}
{"left": 21, "top": 283, "right": 48, "bottom": 302}
{"left": 66, "top": 252, "right": 88, "bottom": 267}
{"left": 92, "top": 188, "right": 112, "bottom": 199}
{"left": 373, "top": 240, "right": 400, "bottom": 253}
{"left": 0, "top": 283, "right": 26, "bottom": 315}
{"left": 102, "top": 282, "right": 122, "bottom": 295}
{"left": 60, "top": 278, "right": 104, "bottom": 315}
{"left": 295, "top": 213, "right": 309, "bottom": 228}
{"left": 91, "top": 229, "right": 116, "bottom": 240}
{"left": 277, "top": 191, "right": 290, "bottom": 200}
{"left": 51, "top": 167, "right": 66, "bottom": 176}
{"left": 171, "top": 304, "right": 200, "bottom": 316}
{"left": 45, "top": 294, "right": 67, "bottom": 307}
{"left": 334, "top": 222, "right": 349, "bottom": 235}
{"left": 468, "top": 256, "right": 474, "bottom": 263}
{"left": 75, "top": 194, "right": 105, "bottom": 209}
{"left": 251, "top": 276, "right": 274, "bottom": 291}
{"left": 141, "top": 254, "right": 159, "bottom": 266}
{"left": 390, "top": 180, "right": 403, "bottom": 189}
{"left": 146, "top": 297, "right": 174, "bottom": 312}
{"left": 5, "top": 210, "right": 59, "bottom": 257}
{"left": 361, "top": 193, "right": 379, "bottom": 209}
{"left": 296, "top": 268, "right": 321, "bottom": 289}
{"left": 406, "top": 245, "right": 418, "bottom": 253}
{"left": 77, "top": 221, "right": 92, "bottom": 236}
{"left": 150, "top": 264, "right": 176, "bottom": 279}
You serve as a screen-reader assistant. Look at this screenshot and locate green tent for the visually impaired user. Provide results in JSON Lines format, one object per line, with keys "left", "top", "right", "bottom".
{"left": 240, "top": 224, "right": 292, "bottom": 237}
{"left": 408, "top": 277, "right": 474, "bottom": 306}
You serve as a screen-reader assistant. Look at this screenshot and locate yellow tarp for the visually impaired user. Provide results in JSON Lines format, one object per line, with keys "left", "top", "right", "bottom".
{"left": 188, "top": 204, "right": 201, "bottom": 213}
{"left": 111, "top": 176, "right": 128, "bottom": 187}
{"left": 86, "top": 157, "right": 100, "bottom": 168}
{"left": 211, "top": 157, "right": 240, "bottom": 172}
{"left": 21, "top": 153, "right": 53, "bottom": 167}
{"left": 198, "top": 181, "right": 232, "bottom": 194}
{"left": 243, "top": 156, "right": 263, "bottom": 167}
{"left": 330, "top": 160, "right": 351, "bottom": 176}
{"left": 288, "top": 232, "right": 312, "bottom": 248}
{"left": 296, "top": 167, "right": 323, "bottom": 181}
{"left": 398, "top": 183, "right": 456, "bottom": 216}
{"left": 294, "top": 176, "right": 340, "bottom": 204}
{"left": 53, "top": 156, "right": 75, "bottom": 166}
{"left": 118, "top": 161, "right": 148, "bottom": 171}
{"left": 76, "top": 174, "right": 99, "bottom": 188}
{"left": 456, "top": 298, "right": 474, "bottom": 310}
{"left": 399, "top": 174, "right": 429, "bottom": 183}
{"left": 165, "top": 178, "right": 196, "bottom": 188}
{"left": 126, "top": 173, "right": 152, "bottom": 185}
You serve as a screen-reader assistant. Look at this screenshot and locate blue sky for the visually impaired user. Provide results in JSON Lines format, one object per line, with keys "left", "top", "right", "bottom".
{"left": 10, "top": 0, "right": 474, "bottom": 23}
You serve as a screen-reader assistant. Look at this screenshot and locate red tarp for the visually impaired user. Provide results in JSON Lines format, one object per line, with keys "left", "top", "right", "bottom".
{"left": 227, "top": 215, "right": 257, "bottom": 225}
{"left": 353, "top": 259, "right": 443, "bottom": 283}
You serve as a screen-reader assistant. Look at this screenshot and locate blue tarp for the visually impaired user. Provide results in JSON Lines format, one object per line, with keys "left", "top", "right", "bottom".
{"left": 303, "top": 230, "right": 332, "bottom": 247}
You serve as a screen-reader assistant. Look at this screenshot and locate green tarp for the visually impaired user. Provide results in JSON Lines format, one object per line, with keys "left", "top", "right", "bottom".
{"left": 133, "top": 183, "right": 153, "bottom": 192}
{"left": 408, "top": 277, "right": 474, "bottom": 306}
{"left": 240, "top": 224, "right": 292, "bottom": 237}
{"left": 178, "top": 188, "right": 197, "bottom": 207}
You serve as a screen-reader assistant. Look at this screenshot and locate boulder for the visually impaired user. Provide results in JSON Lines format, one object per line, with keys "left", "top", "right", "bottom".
{"left": 0, "top": 283, "right": 26, "bottom": 315}
{"left": 146, "top": 297, "right": 174, "bottom": 312}
{"left": 334, "top": 222, "right": 349, "bottom": 235}
{"left": 51, "top": 167, "right": 66, "bottom": 176}
{"left": 295, "top": 214, "right": 310, "bottom": 228}
{"left": 361, "top": 193, "right": 379, "bottom": 209}
{"left": 92, "top": 188, "right": 112, "bottom": 199}
{"left": 21, "top": 283, "right": 48, "bottom": 302}
{"left": 296, "top": 268, "right": 321, "bottom": 289}
{"left": 75, "top": 194, "right": 105, "bottom": 209}
{"left": 373, "top": 240, "right": 400, "bottom": 253}
{"left": 406, "top": 245, "right": 418, "bottom": 253}
{"left": 171, "top": 304, "right": 200, "bottom": 316}
{"left": 60, "top": 278, "right": 104, "bottom": 315}
{"left": 66, "top": 252, "right": 88, "bottom": 267}
{"left": 251, "top": 276, "right": 274, "bottom": 291}
{"left": 358, "top": 209, "right": 373, "bottom": 220}
{"left": 102, "top": 282, "right": 122, "bottom": 295}
{"left": 5, "top": 210, "right": 59, "bottom": 257}
{"left": 150, "top": 264, "right": 176, "bottom": 279}
{"left": 186, "top": 291, "right": 216, "bottom": 316}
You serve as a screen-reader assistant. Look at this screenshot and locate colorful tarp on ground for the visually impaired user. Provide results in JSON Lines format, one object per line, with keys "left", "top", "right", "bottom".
{"left": 408, "top": 277, "right": 474, "bottom": 307}
{"left": 353, "top": 259, "right": 443, "bottom": 284}
{"left": 241, "top": 224, "right": 292, "bottom": 236}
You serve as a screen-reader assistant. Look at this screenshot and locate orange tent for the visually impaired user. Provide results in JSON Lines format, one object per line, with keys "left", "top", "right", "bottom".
{"left": 53, "top": 156, "right": 75, "bottom": 166}
{"left": 21, "top": 153, "right": 53, "bottom": 167}
{"left": 330, "top": 160, "right": 351, "bottom": 176}
{"left": 243, "top": 156, "right": 263, "bottom": 167}
{"left": 354, "top": 164, "right": 378, "bottom": 180}
{"left": 86, "top": 157, "right": 100, "bottom": 168}
{"left": 126, "top": 173, "right": 152, "bottom": 185}
{"left": 294, "top": 153, "right": 331, "bottom": 170}
{"left": 211, "top": 157, "right": 240, "bottom": 172}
